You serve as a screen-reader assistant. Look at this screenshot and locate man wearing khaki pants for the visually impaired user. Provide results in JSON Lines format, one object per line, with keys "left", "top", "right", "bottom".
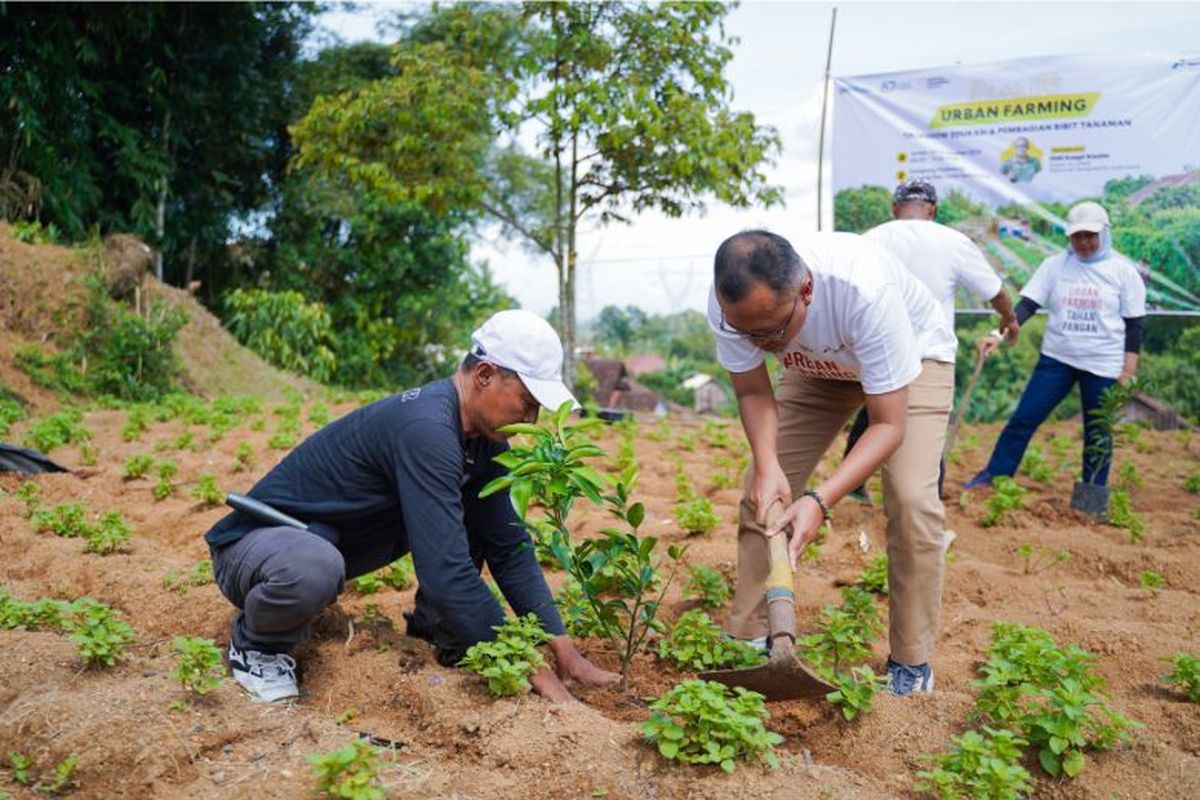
{"left": 706, "top": 230, "right": 956, "bottom": 695}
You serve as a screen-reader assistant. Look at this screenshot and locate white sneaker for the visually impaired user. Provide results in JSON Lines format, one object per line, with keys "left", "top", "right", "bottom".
{"left": 228, "top": 643, "right": 299, "bottom": 702}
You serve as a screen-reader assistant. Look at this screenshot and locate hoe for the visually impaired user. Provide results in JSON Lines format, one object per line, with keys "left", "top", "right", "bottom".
{"left": 699, "top": 502, "right": 834, "bottom": 701}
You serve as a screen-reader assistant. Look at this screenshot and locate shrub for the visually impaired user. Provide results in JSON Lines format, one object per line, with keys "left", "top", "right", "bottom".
{"left": 657, "top": 610, "right": 763, "bottom": 671}
{"left": 1161, "top": 653, "right": 1200, "bottom": 703}
{"left": 171, "top": 636, "right": 224, "bottom": 696}
{"left": 307, "top": 739, "right": 385, "bottom": 800}
{"left": 458, "top": 613, "right": 553, "bottom": 698}
{"left": 682, "top": 565, "right": 731, "bottom": 609}
{"left": 915, "top": 727, "right": 1035, "bottom": 800}
{"left": 225, "top": 288, "right": 338, "bottom": 382}
{"left": 643, "top": 680, "right": 782, "bottom": 773}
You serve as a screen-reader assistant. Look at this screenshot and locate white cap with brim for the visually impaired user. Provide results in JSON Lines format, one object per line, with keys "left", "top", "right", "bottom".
{"left": 470, "top": 309, "right": 580, "bottom": 411}
{"left": 1065, "top": 201, "right": 1109, "bottom": 236}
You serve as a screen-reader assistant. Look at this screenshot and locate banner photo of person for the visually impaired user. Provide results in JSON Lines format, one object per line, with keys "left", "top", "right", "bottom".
{"left": 831, "top": 52, "right": 1200, "bottom": 312}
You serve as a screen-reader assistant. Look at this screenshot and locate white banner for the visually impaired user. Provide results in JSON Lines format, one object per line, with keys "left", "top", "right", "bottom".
{"left": 833, "top": 53, "right": 1200, "bottom": 207}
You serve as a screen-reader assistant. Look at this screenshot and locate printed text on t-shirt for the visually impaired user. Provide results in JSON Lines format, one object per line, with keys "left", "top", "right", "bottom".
{"left": 781, "top": 350, "right": 859, "bottom": 381}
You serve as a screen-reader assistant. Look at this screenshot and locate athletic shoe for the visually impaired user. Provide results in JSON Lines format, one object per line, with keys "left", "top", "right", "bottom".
{"left": 886, "top": 657, "right": 934, "bottom": 696}
{"left": 962, "top": 470, "right": 993, "bottom": 491}
{"left": 228, "top": 643, "right": 299, "bottom": 702}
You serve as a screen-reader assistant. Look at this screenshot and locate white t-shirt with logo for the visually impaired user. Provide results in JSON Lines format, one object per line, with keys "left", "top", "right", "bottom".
{"left": 707, "top": 232, "right": 957, "bottom": 395}
{"left": 1020, "top": 249, "right": 1146, "bottom": 379}
{"left": 864, "top": 219, "right": 1003, "bottom": 328}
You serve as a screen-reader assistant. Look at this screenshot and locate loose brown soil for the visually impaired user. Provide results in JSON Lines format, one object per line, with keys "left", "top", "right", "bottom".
{"left": 1, "top": 404, "right": 1197, "bottom": 799}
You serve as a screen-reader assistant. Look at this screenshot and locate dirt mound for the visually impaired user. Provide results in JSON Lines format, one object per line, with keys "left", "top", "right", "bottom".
{"left": 0, "top": 223, "right": 316, "bottom": 407}
{"left": 1, "top": 403, "right": 1197, "bottom": 799}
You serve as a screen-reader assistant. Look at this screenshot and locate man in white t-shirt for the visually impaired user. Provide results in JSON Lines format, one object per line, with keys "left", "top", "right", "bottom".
{"left": 842, "top": 179, "right": 1019, "bottom": 500}
{"left": 708, "top": 229, "right": 956, "bottom": 695}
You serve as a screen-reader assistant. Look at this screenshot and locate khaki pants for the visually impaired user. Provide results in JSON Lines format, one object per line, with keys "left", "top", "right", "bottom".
{"left": 725, "top": 361, "right": 954, "bottom": 666}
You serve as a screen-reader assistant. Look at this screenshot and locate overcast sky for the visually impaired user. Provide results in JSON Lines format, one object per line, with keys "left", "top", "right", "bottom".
{"left": 320, "top": 1, "right": 1200, "bottom": 320}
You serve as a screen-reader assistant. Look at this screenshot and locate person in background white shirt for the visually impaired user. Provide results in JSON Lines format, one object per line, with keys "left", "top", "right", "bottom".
{"left": 842, "top": 179, "right": 1019, "bottom": 501}
{"left": 708, "top": 229, "right": 956, "bottom": 696}
{"left": 965, "top": 201, "right": 1146, "bottom": 490}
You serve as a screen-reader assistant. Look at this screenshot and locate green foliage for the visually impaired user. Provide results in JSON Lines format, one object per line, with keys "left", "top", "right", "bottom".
{"left": 0, "top": 397, "right": 26, "bottom": 437}
{"left": 972, "top": 622, "right": 1139, "bottom": 779}
{"left": 982, "top": 477, "right": 1026, "bottom": 528}
{"left": 1184, "top": 474, "right": 1200, "bottom": 494}
{"left": 32, "top": 501, "right": 91, "bottom": 538}
{"left": 13, "top": 346, "right": 89, "bottom": 396}
{"left": 122, "top": 453, "right": 155, "bottom": 480}
{"left": 1161, "top": 653, "right": 1200, "bottom": 703}
{"left": 15, "top": 480, "right": 42, "bottom": 518}
{"left": 1116, "top": 461, "right": 1143, "bottom": 492}
{"left": 459, "top": 613, "right": 553, "bottom": 698}
{"left": 224, "top": 289, "right": 337, "bottom": 382}
{"left": 7, "top": 751, "right": 34, "bottom": 785}
{"left": 856, "top": 554, "right": 889, "bottom": 596}
{"left": 1018, "top": 447, "right": 1054, "bottom": 483}
{"left": 673, "top": 495, "right": 719, "bottom": 536}
{"left": 798, "top": 587, "right": 883, "bottom": 679}
{"left": 85, "top": 511, "right": 132, "bottom": 555}
{"left": 826, "top": 666, "right": 888, "bottom": 722}
{"left": 355, "top": 555, "right": 416, "bottom": 593}
{"left": 38, "top": 754, "right": 79, "bottom": 796}
{"left": 1138, "top": 571, "right": 1164, "bottom": 592}
{"left": 834, "top": 185, "right": 893, "bottom": 233}
{"left": 10, "top": 220, "right": 60, "bottom": 244}
{"left": 69, "top": 597, "right": 136, "bottom": 668}
{"left": 657, "top": 610, "right": 763, "bottom": 672}
{"left": 233, "top": 441, "right": 255, "bottom": 472}
{"left": 267, "top": 430, "right": 298, "bottom": 450}
{"left": 22, "top": 407, "right": 91, "bottom": 453}
{"left": 189, "top": 473, "right": 225, "bottom": 507}
{"left": 643, "top": 680, "right": 782, "bottom": 773}
{"left": 553, "top": 580, "right": 606, "bottom": 639}
{"left": 915, "top": 727, "right": 1035, "bottom": 800}
{"left": 1106, "top": 489, "right": 1146, "bottom": 542}
{"left": 1016, "top": 543, "right": 1070, "bottom": 575}
{"left": 153, "top": 459, "right": 178, "bottom": 501}
{"left": 307, "top": 739, "right": 385, "bottom": 800}
{"left": 171, "top": 636, "right": 224, "bottom": 696}
{"left": 162, "top": 560, "right": 212, "bottom": 593}
{"left": 682, "top": 565, "right": 731, "bottom": 609}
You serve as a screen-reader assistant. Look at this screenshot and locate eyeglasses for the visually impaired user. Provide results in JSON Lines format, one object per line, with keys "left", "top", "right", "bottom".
{"left": 718, "top": 288, "right": 801, "bottom": 342}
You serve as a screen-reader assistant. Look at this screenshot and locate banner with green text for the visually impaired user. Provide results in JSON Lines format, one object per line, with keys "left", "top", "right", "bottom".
{"left": 832, "top": 53, "right": 1200, "bottom": 310}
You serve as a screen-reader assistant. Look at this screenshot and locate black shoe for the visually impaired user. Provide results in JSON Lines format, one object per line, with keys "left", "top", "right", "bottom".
{"left": 404, "top": 609, "right": 467, "bottom": 667}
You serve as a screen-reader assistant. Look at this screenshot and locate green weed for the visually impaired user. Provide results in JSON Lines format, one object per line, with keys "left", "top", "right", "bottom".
{"left": 1016, "top": 543, "right": 1070, "bottom": 575}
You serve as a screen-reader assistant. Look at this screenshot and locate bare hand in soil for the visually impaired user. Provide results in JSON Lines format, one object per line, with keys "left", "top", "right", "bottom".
{"left": 549, "top": 635, "right": 620, "bottom": 688}
{"left": 529, "top": 666, "right": 576, "bottom": 703}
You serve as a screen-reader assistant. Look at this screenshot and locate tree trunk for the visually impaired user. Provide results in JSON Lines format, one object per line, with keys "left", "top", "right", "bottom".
{"left": 154, "top": 109, "right": 171, "bottom": 283}
{"left": 563, "top": 133, "right": 580, "bottom": 387}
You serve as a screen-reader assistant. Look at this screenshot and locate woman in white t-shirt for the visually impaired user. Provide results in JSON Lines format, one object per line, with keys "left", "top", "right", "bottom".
{"left": 965, "top": 201, "right": 1146, "bottom": 490}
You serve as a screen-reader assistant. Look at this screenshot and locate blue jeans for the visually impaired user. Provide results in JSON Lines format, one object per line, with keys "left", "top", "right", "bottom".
{"left": 985, "top": 354, "right": 1117, "bottom": 485}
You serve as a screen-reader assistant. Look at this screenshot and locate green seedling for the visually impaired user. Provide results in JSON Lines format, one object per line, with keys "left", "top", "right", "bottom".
{"left": 1016, "top": 543, "right": 1070, "bottom": 575}
{"left": 682, "top": 565, "right": 732, "bottom": 609}
{"left": 1019, "top": 446, "right": 1054, "bottom": 483}
{"left": 643, "top": 680, "right": 782, "bottom": 773}
{"left": 189, "top": 473, "right": 225, "bottom": 507}
{"left": 1138, "top": 571, "right": 1164, "bottom": 593}
{"left": 826, "top": 665, "right": 888, "bottom": 722}
{"left": 22, "top": 408, "right": 91, "bottom": 453}
{"left": 856, "top": 553, "right": 889, "bottom": 596}
{"left": 31, "top": 501, "right": 91, "bottom": 538}
{"left": 677, "top": 430, "right": 698, "bottom": 452}
{"left": 673, "top": 495, "right": 719, "bottom": 536}
{"left": 162, "top": 560, "right": 213, "bottom": 593}
{"left": 0, "top": 397, "right": 26, "bottom": 437}
{"left": 171, "top": 636, "right": 224, "bottom": 696}
{"left": 172, "top": 430, "right": 197, "bottom": 451}
{"left": 657, "top": 610, "right": 764, "bottom": 671}
{"left": 8, "top": 751, "right": 34, "bottom": 785}
{"left": 16, "top": 481, "right": 43, "bottom": 518}
{"left": 307, "top": 739, "right": 385, "bottom": 800}
{"left": 153, "top": 459, "right": 178, "bottom": 501}
{"left": 122, "top": 453, "right": 155, "bottom": 480}
{"left": 1107, "top": 489, "right": 1146, "bottom": 543}
{"left": 982, "top": 477, "right": 1026, "bottom": 527}
{"left": 248, "top": 416, "right": 266, "bottom": 432}
{"left": 355, "top": 604, "right": 385, "bottom": 626}
{"left": 39, "top": 754, "right": 79, "bottom": 796}
{"left": 915, "top": 726, "right": 1034, "bottom": 800}
{"left": 85, "top": 511, "right": 132, "bottom": 555}
{"left": 459, "top": 613, "right": 553, "bottom": 698}
{"left": 69, "top": 597, "right": 136, "bottom": 668}
{"left": 553, "top": 580, "right": 606, "bottom": 638}
{"left": 1183, "top": 474, "right": 1200, "bottom": 494}
{"left": 79, "top": 442, "right": 99, "bottom": 466}
{"left": 798, "top": 587, "right": 883, "bottom": 678}
{"left": 267, "top": 431, "right": 297, "bottom": 450}
{"left": 1116, "top": 461, "right": 1143, "bottom": 492}
{"left": 351, "top": 573, "right": 385, "bottom": 595}
{"left": 308, "top": 403, "right": 333, "bottom": 427}
{"left": 233, "top": 441, "right": 254, "bottom": 472}
{"left": 1161, "top": 653, "right": 1200, "bottom": 703}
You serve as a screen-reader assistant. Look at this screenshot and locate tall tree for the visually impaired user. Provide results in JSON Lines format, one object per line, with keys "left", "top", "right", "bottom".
{"left": 293, "top": 1, "right": 783, "bottom": 379}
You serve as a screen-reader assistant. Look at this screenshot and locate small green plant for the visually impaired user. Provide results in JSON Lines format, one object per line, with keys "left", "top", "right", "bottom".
{"left": 1019, "top": 447, "right": 1054, "bottom": 483}
{"left": 1138, "top": 570, "right": 1164, "bottom": 593}
{"left": 233, "top": 441, "right": 254, "bottom": 472}
{"left": 171, "top": 636, "right": 224, "bottom": 696}
{"left": 162, "top": 560, "right": 212, "bottom": 593}
{"left": 122, "top": 453, "right": 155, "bottom": 480}
{"left": 307, "top": 739, "right": 385, "bottom": 800}
{"left": 657, "top": 610, "right": 764, "bottom": 671}
{"left": 1116, "top": 460, "right": 1143, "bottom": 492}
{"left": 308, "top": 403, "right": 333, "bottom": 427}
{"left": 798, "top": 587, "right": 883, "bottom": 678}
{"left": 1184, "top": 474, "right": 1200, "bottom": 494}
{"left": 122, "top": 406, "right": 150, "bottom": 442}
{"left": 459, "top": 613, "right": 554, "bottom": 698}
{"left": 553, "top": 580, "right": 607, "bottom": 638}
{"left": 1016, "top": 543, "right": 1070, "bottom": 575}
{"left": 37, "top": 754, "right": 79, "bottom": 796}
{"left": 682, "top": 565, "right": 731, "bottom": 609}
{"left": 31, "top": 501, "right": 91, "bottom": 538}
{"left": 856, "top": 553, "right": 889, "bottom": 596}
{"left": 676, "top": 430, "right": 698, "bottom": 452}
{"left": 69, "top": 597, "right": 136, "bottom": 668}
{"left": 85, "top": 511, "right": 132, "bottom": 555}
{"left": 0, "top": 397, "right": 25, "bottom": 437}
{"left": 826, "top": 665, "right": 888, "bottom": 722}
{"left": 982, "top": 477, "right": 1026, "bottom": 527}
{"left": 915, "top": 726, "right": 1034, "bottom": 800}
{"left": 643, "top": 680, "right": 782, "bottom": 773}
{"left": 23, "top": 408, "right": 91, "bottom": 453}
{"left": 189, "top": 473, "right": 225, "bottom": 507}
{"left": 153, "top": 459, "right": 178, "bottom": 501}
{"left": 16, "top": 480, "right": 42, "bottom": 518}
{"left": 1106, "top": 489, "right": 1146, "bottom": 543}
{"left": 79, "top": 442, "right": 99, "bottom": 466}
{"left": 8, "top": 751, "right": 34, "bottom": 785}
{"left": 267, "top": 431, "right": 297, "bottom": 450}
{"left": 673, "top": 495, "right": 719, "bottom": 536}
{"left": 351, "top": 572, "right": 385, "bottom": 595}
{"left": 1161, "top": 653, "right": 1200, "bottom": 703}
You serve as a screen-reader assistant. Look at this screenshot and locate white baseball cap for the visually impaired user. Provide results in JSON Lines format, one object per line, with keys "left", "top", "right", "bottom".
{"left": 470, "top": 309, "right": 579, "bottom": 411}
{"left": 1065, "top": 201, "right": 1109, "bottom": 236}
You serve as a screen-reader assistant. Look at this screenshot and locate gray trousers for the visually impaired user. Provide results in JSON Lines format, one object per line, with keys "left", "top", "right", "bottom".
{"left": 211, "top": 527, "right": 346, "bottom": 653}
